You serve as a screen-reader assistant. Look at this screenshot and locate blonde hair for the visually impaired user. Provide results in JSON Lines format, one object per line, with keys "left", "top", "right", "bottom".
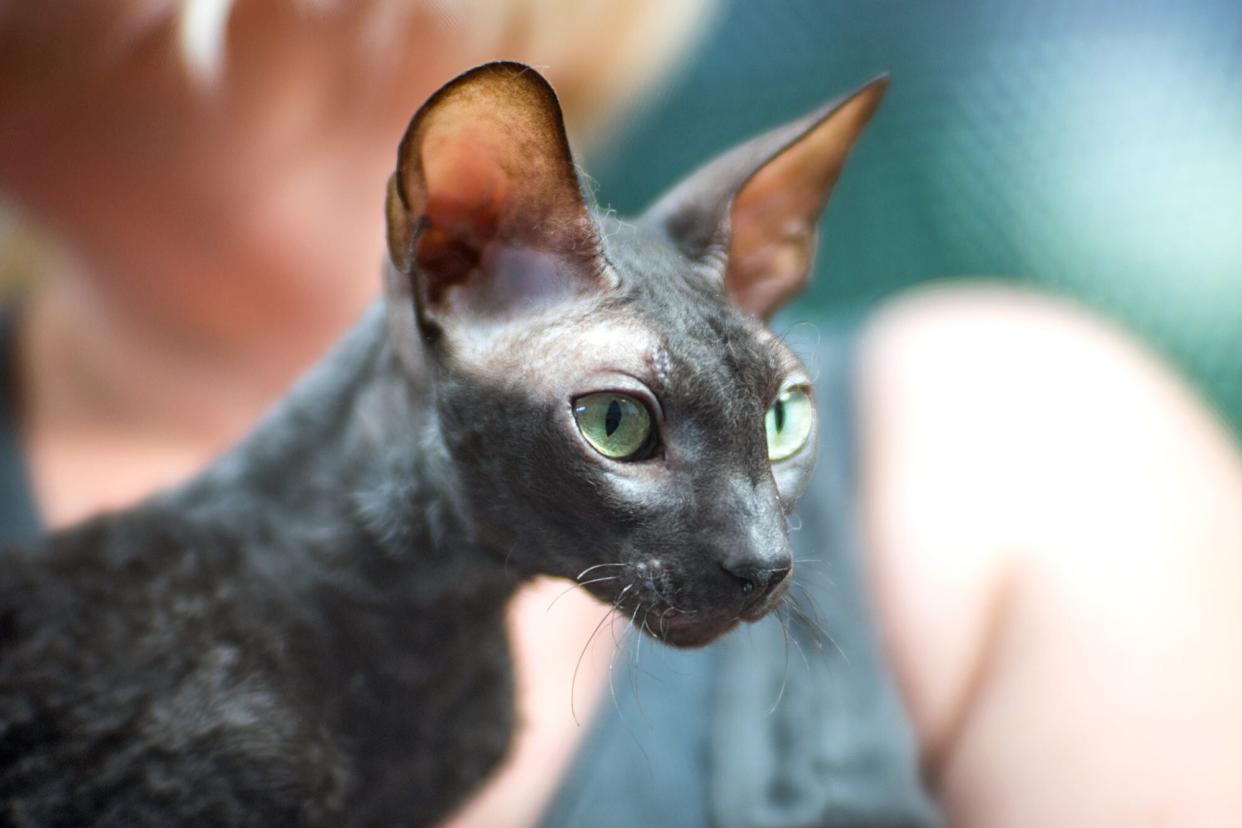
{"left": 173, "top": 0, "right": 714, "bottom": 133}
{"left": 0, "top": 0, "right": 717, "bottom": 291}
{"left": 0, "top": 0, "right": 713, "bottom": 140}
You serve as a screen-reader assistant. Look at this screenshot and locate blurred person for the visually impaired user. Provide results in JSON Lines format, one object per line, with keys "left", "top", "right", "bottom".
{"left": 2, "top": 4, "right": 1242, "bottom": 828}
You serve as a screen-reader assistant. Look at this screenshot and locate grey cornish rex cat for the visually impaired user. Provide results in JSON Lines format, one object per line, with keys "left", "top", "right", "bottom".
{"left": 0, "top": 63, "right": 884, "bottom": 826}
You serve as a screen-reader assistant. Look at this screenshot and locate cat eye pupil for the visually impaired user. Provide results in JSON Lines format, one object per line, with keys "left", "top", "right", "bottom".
{"left": 573, "top": 392, "right": 655, "bottom": 461}
{"left": 774, "top": 398, "right": 785, "bottom": 432}
{"left": 605, "top": 400, "right": 622, "bottom": 436}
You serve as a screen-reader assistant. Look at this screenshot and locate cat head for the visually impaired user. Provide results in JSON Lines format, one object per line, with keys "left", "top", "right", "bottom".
{"left": 385, "top": 62, "right": 884, "bottom": 647}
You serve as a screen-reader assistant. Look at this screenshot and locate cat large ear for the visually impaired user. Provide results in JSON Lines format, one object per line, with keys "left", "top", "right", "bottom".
{"left": 644, "top": 77, "right": 888, "bottom": 319}
{"left": 385, "top": 62, "right": 602, "bottom": 336}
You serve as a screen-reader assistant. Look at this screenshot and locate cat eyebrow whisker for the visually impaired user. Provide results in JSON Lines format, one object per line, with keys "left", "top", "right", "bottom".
{"left": 770, "top": 320, "right": 824, "bottom": 374}
{"left": 545, "top": 576, "right": 619, "bottom": 612}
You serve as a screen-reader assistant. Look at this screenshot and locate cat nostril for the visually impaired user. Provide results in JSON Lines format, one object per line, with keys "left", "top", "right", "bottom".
{"left": 721, "top": 560, "right": 791, "bottom": 604}
{"left": 720, "top": 563, "right": 755, "bottom": 595}
{"left": 720, "top": 562, "right": 758, "bottom": 597}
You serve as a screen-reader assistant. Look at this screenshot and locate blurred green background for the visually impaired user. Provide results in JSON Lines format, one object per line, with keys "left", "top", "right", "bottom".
{"left": 588, "top": 0, "right": 1242, "bottom": 441}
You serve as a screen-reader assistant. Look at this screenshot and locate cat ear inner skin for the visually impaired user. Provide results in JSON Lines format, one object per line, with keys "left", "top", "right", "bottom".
{"left": 644, "top": 76, "right": 888, "bottom": 319}
{"left": 385, "top": 61, "right": 605, "bottom": 337}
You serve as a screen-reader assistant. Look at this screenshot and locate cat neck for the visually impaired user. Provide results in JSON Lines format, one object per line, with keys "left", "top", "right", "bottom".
{"left": 129, "top": 304, "right": 521, "bottom": 819}
{"left": 162, "top": 302, "right": 521, "bottom": 610}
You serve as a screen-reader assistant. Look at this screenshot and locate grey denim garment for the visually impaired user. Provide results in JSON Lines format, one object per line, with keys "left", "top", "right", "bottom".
{"left": 540, "top": 323, "right": 940, "bottom": 828}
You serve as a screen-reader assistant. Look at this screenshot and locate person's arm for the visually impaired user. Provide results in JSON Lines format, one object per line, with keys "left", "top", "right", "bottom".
{"left": 858, "top": 285, "right": 1242, "bottom": 826}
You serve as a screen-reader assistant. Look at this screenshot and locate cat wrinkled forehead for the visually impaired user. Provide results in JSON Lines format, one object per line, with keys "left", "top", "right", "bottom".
{"left": 453, "top": 244, "right": 792, "bottom": 414}
{"left": 600, "top": 219, "right": 792, "bottom": 381}
{"left": 466, "top": 308, "right": 663, "bottom": 384}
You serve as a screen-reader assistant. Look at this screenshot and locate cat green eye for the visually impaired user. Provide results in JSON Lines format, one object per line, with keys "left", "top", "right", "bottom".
{"left": 573, "top": 393, "right": 654, "bottom": 461}
{"left": 765, "top": 386, "right": 814, "bottom": 461}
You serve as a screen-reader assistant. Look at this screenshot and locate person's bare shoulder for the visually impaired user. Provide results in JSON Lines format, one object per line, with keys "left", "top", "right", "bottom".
{"left": 855, "top": 283, "right": 1242, "bottom": 827}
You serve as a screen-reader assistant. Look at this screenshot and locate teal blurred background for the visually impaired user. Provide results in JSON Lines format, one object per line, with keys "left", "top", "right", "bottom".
{"left": 588, "top": 0, "right": 1242, "bottom": 440}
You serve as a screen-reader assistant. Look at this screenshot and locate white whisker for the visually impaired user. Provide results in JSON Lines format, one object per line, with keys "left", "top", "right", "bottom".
{"left": 570, "top": 584, "right": 631, "bottom": 726}
{"left": 575, "top": 562, "right": 628, "bottom": 581}
{"left": 546, "top": 575, "right": 619, "bottom": 612}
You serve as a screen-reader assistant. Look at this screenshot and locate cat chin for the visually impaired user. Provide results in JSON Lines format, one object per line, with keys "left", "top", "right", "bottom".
{"left": 738, "top": 578, "right": 792, "bottom": 622}
{"left": 646, "top": 617, "right": 741, "bottom": 649}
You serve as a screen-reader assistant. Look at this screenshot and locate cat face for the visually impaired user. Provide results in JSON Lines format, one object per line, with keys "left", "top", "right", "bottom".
{"left": 385, "top": 62, "right": 884, "bottom": 646}
{"left": 428, "top": 230, "right": 816, "bottom": 645}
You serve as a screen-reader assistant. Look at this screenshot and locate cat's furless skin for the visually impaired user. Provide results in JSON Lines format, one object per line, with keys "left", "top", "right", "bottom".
{"left": 0, "top": 64, "right": 885, "bottom": 826}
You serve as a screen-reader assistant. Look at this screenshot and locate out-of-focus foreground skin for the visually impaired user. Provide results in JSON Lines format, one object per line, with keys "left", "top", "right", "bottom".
{"left": 858, "top": 285, "right": 1242, "bottom": 826}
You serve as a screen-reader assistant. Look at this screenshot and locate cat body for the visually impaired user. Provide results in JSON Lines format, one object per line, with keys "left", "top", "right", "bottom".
{"left": 0, "top": 64, "right": 884, "bottom": 826}
{"left": 1, "top": 309, "right": 513, "bottom": 825}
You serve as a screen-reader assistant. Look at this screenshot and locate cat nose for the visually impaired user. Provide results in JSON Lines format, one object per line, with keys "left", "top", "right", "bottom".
{"left": 719, "top": 546, "right": 792, "bottom": 608}
{"left": 712, "top": 478, "right": 793, "bottom": 610}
